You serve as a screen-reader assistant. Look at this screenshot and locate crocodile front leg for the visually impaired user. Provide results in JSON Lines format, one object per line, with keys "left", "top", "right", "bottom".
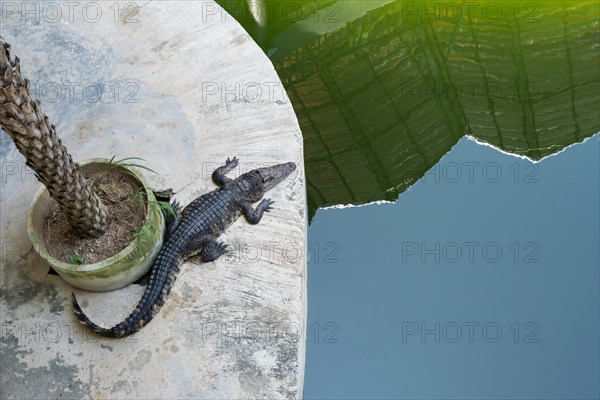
{"left": 212, "top": 157, "right": 239, "bottom": 186}
{"left": 241, "top": 198, "right": 274, "bottom": 224}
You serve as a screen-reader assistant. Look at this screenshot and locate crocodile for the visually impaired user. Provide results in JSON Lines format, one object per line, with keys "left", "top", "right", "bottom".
{"left": 72, "top": 157, "right": 296, "bottom": 337}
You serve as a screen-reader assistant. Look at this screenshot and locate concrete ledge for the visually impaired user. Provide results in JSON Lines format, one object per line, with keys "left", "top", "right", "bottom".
{"left": 0, "top": 1, "right": 306, "bottom": 398}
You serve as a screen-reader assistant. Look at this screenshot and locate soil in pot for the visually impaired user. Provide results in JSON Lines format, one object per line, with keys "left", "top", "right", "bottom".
{"left": 43, "top": 170, "right": 147, "bottom": 265}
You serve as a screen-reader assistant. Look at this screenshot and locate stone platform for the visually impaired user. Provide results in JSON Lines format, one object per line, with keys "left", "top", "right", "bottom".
{"left": 0, "top": 2, "right": 306, "bottom": 398}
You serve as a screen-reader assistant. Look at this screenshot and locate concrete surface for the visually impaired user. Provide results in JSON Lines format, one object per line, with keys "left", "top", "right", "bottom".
{"left": 0, "top": 1, "right": 306, "bottom": 399}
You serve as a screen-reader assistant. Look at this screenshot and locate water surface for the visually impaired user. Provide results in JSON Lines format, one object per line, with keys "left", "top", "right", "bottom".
{"left": 215, "top": 1, "right": 600, "bottom": 397}
{"left": 217, "top": 0, "right": 599, "bottom": 218}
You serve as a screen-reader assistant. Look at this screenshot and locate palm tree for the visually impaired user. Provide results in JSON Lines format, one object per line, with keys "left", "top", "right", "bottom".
{"left": 0, "top": 38, "right": 108, "bottom": 237}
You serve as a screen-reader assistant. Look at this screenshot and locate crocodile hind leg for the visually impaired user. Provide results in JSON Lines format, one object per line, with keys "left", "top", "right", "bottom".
{"left": 153, "top": 188, "right": 174, "bottom": 202}
{"left": 182, "top": 235, "right": 227, "bottom": 262}
{"left": 212, "top": 157, "right": 239, "bottom": 186}
{"left": 200, "top": 241, "right": 229, "bottom": 262}
{"left": 182, "top": 234, "right": 229, "bottom": 262}
{"left": 182, "top": 234, "right": 211, "bottom": 257}
{"left": 164, "top": 199, "right": 182, "bottom": 239}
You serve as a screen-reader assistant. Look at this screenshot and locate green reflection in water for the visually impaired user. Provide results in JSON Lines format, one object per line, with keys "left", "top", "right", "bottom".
{"left": 216, "top": 1, "right": 600, "bottom": 220}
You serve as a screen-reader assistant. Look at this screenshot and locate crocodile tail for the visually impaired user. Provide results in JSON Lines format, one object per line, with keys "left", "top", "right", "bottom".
{"left": 71, "top": 293, "right": 120, "bottom": 337}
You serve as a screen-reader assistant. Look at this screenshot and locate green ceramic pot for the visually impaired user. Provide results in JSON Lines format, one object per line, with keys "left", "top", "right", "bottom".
{"left": 27, "top": 158, "right": 165, "bottom": 291}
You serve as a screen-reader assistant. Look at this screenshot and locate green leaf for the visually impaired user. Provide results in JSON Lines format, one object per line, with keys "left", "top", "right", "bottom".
{"left": 108, "top": 156, "right": 158, "bottom": 174}
{"left": 68, "top": 255, "right": 85, "bottom": 265}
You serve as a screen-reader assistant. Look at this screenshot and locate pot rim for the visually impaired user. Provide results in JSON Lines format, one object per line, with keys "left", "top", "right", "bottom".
{"left": 27, "top": 157, "right": 163, "bottom": 273}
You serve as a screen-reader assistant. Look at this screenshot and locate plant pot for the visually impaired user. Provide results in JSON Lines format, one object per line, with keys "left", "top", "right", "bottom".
{"left": 27, "top": 158, "right": 165, "bottom": 291}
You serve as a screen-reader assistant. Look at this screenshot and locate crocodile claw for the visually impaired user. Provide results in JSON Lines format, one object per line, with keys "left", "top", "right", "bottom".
{"left": 201, "top": 240, "right": 229, "bottom": 262}
{"left": 260, "top": 198, "right": 275, "bottom": 212}
{"left": 225, "top": 157, "right": 239, "bottom": 168}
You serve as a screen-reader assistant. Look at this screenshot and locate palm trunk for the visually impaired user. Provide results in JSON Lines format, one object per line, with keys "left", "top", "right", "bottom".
{"left": 0, "top": 39, "right": 108, "bottom": 237}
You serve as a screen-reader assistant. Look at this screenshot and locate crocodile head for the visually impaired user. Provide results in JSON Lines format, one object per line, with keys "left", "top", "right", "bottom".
{"left": 236, "top": 162, "right": 297, "bottom": 201}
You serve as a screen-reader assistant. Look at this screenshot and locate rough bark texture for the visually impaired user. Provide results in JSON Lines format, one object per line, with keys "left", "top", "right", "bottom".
{"left": 0, "top": 39, "right": 108, "bottom": 237}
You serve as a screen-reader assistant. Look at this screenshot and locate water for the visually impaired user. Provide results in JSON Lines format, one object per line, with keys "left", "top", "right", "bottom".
{"left": 305, "top": 136, "right": 599, "bottom": 398}
{"left": 217, "top": 0, "right": 599, "bottom": 219}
